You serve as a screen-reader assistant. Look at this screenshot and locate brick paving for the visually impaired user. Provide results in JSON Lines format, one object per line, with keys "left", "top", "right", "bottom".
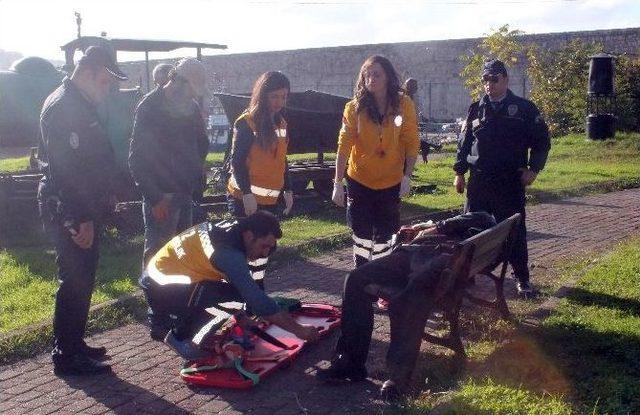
{"left": 1, "top": 188, "right": 639, "bottom": 414}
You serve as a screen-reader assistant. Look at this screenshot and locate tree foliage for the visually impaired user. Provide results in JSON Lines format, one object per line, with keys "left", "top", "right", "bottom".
{"left": 527, "top": 40, "right": 602, "bottom": 137}
{"left": 460, "top": 25, "right": 524, "bottom": 102}
{"left": 615, "top": 55, "right": 640, "bottom": 132}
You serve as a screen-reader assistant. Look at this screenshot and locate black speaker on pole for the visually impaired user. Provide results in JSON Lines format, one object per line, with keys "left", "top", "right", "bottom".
{"left": 586, "top": 53, "right": 616, "bottom": 140}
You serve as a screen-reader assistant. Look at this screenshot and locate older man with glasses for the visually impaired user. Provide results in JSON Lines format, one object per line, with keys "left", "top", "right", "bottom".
{"left": 453, "top": 59, "right": 550, "bottom": 296}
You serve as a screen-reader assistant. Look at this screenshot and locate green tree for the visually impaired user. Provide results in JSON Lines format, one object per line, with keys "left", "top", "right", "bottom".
{"left": 527, "top": 40, "right": 602, "bottom": 137}
{"left": 460, "top": 25, "right": 524, "bottom": 101}
{"left": 615, "top": 54, "right": 640, "bottom": 132}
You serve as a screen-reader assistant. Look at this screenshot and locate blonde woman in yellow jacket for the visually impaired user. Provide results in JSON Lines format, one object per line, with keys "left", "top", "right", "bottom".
{"left": 332, "top": 55, "right": 419, "bottom": 269}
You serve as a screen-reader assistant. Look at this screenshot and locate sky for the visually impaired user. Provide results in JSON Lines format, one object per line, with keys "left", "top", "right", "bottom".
{"left": 1, "top": 0, "right": 639, "bottom": 63}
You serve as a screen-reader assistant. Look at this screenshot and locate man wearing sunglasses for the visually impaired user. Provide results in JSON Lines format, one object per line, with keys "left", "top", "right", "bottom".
{"left": 453, "top": 59, "right": 550, "bottom": 297}
{"left": 139, "top": 210, "right": 319, "bottom": 359}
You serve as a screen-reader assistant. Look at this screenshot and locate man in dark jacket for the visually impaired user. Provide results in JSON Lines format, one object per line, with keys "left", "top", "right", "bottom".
{"left": 38, "top": 46, "right": 128, "bottom": 375}
{"left": 318, "top": 212, "right": 496, "bottom": 400}
{"left": 453, "top": 59, "right": 550, "bottom": 296}
{"left": 129, "top": 58, "right": 209, "bottom": 267}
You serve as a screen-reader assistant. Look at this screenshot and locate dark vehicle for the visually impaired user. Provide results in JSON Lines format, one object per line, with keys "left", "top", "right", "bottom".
{"left": 212, "top": 90, "right": 349, "bottom": 197}
{"left": 0, "top": 57, "right": 64, "bottom": 147}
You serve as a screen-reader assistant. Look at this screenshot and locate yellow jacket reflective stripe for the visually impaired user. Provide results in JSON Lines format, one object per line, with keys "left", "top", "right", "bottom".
{"left": 148, "top": 222, "right": 227, "bottom": 284}
{"left": 337, "top": 94, "right": 419, "bottom": 190}
{"left": 227, "top": 113, "right": 289, "bottom": 205}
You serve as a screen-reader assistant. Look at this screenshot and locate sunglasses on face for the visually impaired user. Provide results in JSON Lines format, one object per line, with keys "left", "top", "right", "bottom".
{"left": 482, "top": 74, "right": 500, "bottom": 84}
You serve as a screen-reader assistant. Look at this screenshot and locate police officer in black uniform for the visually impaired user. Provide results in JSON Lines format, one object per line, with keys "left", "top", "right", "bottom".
{"left": 453, "top": 59, "right": 550, "bottom": 296}
{"left": 38, "top": 46, "right": 128, "bottom": 375}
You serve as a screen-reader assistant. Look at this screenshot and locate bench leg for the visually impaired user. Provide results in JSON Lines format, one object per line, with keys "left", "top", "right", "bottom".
{"left": 494, "top": 273, "right": 512, "bottom": 320}
{"left": 422, "top": 300, "right": 467, "bottom": 358}
{"left": 446, "top": 303, "right": 466, "bottom": 358}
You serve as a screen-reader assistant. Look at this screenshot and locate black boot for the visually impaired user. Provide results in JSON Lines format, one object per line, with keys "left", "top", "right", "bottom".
{"left": 316, "top": 354, "right": 367, "bottom": 382}
{"left": 79, "top": 341, "right": 107, "bottom": 359}
{"left": 53, "top": 353, "right": 112, "bottom": 376}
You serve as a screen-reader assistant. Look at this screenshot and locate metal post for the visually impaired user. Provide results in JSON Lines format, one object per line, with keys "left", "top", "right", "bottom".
{"left": 144, "top": 51, "right": 150, "bottom": 92}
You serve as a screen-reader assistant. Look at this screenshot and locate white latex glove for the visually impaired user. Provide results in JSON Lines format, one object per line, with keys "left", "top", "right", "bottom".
{"left": 399, "top": 175, "right": 411, "bottom": 198}
{"left": 242, "top": 193, "right": 258, "bottom": 216}
{"left": 331, "top": 181, "right": 345, "bottom": 207}
{"left": 283, "top": 191, "right": 294, "bottom": 215}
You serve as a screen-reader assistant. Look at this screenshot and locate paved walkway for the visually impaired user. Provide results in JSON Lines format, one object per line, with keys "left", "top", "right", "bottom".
{"left": 2, "top": 189, "right": 639, "bottom": 414}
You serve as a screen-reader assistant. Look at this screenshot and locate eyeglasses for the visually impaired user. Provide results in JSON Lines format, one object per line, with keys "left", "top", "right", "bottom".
{"left": 482, "top": 75, "right": 500, "bottom": 84}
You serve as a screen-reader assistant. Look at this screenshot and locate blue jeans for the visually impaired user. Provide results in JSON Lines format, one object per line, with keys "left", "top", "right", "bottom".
{"left": 142, "top": 193, "right": 194, "bottom": 267}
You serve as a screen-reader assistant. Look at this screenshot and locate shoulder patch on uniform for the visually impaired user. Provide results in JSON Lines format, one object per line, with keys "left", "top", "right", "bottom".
{"left": 508, "top": 104, "right": 518, "bottom": 116}
{"left": 69, "top": 132, "right": 79, "bottom": 149}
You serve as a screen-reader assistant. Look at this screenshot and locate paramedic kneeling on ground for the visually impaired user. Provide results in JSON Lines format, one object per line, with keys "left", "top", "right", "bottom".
{"left": 318, "top": 212, "right": 496, "bottom": 400}
{"left": 139, "top": 211, "right": 319, "bottom": 359}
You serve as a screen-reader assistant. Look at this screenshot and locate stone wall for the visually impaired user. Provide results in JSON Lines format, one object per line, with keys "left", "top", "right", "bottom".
{"left": 120, "top": 27, "right": 640, "bottom": 121}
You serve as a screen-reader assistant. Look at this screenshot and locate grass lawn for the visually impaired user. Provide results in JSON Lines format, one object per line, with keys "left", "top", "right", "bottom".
{"left": 1, "top": 132, "right": 639, "bottom": 336}
{"left": 399, "top": 237, "right": 640, "bottom": 414}
{"left": 0, "top": 156, "right": 29, "bottom": 173}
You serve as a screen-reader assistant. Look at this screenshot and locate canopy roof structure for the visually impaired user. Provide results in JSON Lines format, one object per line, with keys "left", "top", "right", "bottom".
{"left": 61, "top": 37, "right": 227, "bottom": 54}
{"left": 61, "top": 36, "right": 227, "bottom": 91}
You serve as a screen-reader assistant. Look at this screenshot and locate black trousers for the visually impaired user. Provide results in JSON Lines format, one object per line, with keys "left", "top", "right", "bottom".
{"left": 46, "top": 222, "right": 101, "bottom": 356}
{"left": 466, "top": 171, "right": 529, "bottom": 282}
{"left": 140, "top": 275, "right": 244, "bottom": 341}
{"left": 346, "top": 177, "right": 400, "bottom": 268}
{"left": 335, "top": 249, "right": 442, "bottom": 385}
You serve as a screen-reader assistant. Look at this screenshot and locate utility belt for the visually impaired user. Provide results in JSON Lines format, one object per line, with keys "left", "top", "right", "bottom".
{"left": 469, "top": 166, "right": 523, "bottom": 187}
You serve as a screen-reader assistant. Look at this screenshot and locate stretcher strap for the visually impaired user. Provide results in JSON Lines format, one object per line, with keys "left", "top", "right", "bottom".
{"left": 180, "top": 358, "right": 260, "bottom": 385}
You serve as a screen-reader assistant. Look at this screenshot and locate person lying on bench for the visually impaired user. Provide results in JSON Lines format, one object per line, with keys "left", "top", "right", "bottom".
{"left": 317, "top": 212, "right": 496, "bottom": 400}
{"left": 140, "top": 210, "right": 319, "bottom": 360}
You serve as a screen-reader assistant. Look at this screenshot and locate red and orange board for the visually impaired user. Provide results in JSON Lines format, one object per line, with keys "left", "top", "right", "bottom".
{"left": 180, "top": 303, "right": 340, "bottom": 389}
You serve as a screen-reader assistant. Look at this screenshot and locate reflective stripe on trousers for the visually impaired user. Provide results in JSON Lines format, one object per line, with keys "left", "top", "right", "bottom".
{"left": 352, "top": 234, "right": 394, "bottom": 263}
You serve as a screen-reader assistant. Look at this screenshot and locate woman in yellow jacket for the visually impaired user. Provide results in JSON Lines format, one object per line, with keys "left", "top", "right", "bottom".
{"left": 227, "top": 71, "right": 293, "bottom": 289}
{"left": 332, "top": 55, "right": 419, "bottom": 268}
{"left": 227, "top": 71, "right": 293, "bottom": 219}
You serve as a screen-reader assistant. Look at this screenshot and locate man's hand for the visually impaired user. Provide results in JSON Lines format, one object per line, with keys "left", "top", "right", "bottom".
{"left": 519, "top": 168, "right": 538, "bottom": 187}
{"left": 71, "top": 221, "right": 94, "bottom": 249}
{"left": 282, "top": 191, "right": 294, "bottom": 215}
{"left": 454, "top": 174, "right": 466, "bottom": 194}
{"left": 331, "top": 181, "right": 345, "bottom": 207}
{"left": 152, "top": 197, "right": 170, "bottom": 221}
{"left": 242, "top": 193, "right": 258, "bottom": 216}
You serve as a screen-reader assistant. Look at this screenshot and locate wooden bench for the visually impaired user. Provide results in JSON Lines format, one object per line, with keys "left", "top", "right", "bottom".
{"left": 371, "top": 213, "right": 521, "bottom": 358}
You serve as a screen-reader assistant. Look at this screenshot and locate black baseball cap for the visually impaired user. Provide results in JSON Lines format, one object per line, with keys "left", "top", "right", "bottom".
{"left": 482, "top": 59, "right": 508, "bottom": 77}
{"left": 78, "top": 46, "right": 128, "bottom": 81}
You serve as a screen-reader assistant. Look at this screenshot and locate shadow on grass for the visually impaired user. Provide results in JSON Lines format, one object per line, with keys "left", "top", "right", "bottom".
{"left": 561, "top": 286, "right": 640, "bottom": 318}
